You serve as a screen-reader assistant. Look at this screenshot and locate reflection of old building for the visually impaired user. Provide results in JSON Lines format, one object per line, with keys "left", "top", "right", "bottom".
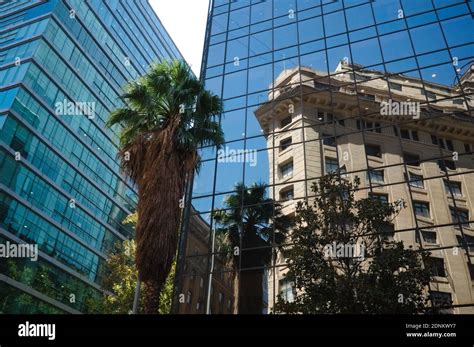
{"left": 179, "top": 211, "right": 234, "bottom": 314}
{"left": 255, "top": 62, "right": 474, "bottom": 313}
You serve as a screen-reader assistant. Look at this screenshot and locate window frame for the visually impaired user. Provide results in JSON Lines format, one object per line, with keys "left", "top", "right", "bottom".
{"left": 280, "top": 160, "right": 294, "bottom": 179}
{"left": 413, "top": 201, "right": 430, "bottom": 218}
{"left": 365, "top": 144, "right": 382, "bottom": 158}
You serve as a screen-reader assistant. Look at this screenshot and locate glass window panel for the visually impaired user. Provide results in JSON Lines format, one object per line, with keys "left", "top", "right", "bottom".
{"left": 248, "top": 63, "right": 273, "bottom": 93}
{"left": 249, "top": 30, "right": 272, "bottom": 56}
{"left": 323, "top": 10, "right": 347, "bottom": 37}
{"left": 298, "top": 16, "right": 324, "bottom": 44}
{"left": 346, "top": 4, "right": 375, "bottom": 31}
{"left": 441, "top": 15, "right": 474, "bottom": 47}
{"left": 229, "top": 6, "right": 250, "bottom": 31}
{"left": 223, "top": 70, "right": 247, "bottom": 99}
{"left": 379, "top": 30, "right": 414, "bottom": 62}
{"left": 410, "top": 23, "right": 447, "bottom": 55}
{"left": 274, "top": 23, "right": 297, "bottom": 51}
{"left": 251, "top": 2, "right": 272, "bottom": 24}
{"left": 351, "top": 38, "right": 383, "bottom": 67}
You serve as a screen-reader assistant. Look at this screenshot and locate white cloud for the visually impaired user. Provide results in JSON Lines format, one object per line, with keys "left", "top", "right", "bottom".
{"left": 149, "top": 0, "right": 209, "bottom": 77}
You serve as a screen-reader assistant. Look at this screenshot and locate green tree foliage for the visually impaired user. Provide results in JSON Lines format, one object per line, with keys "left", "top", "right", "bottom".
{"left": 274, "top": 174, "right": 432, "bottom": 314}
{"left": 98, "top": 213, "right": 175, "bottom": 314}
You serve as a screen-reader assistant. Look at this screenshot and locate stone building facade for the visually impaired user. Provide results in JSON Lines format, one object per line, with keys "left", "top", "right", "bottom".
{"left": 256, "top": 62, "right": 474, "bottom": 313}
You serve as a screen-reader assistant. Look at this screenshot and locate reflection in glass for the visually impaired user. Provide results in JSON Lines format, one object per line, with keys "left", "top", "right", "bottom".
{"left": 189, "top": 0, "right": 474, "bottom": 314}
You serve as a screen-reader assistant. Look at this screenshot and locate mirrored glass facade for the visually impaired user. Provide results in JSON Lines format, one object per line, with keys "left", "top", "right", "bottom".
{"left": 0, "top": 0, "right": 183, "bottom": 313}
{"left": 180, "top": 0, "right": 474, "bottom": 314}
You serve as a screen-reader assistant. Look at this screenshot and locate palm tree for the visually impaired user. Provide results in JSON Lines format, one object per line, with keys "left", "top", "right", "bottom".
{"left": 213, "top": 182, "right": 291, "bottom": 313}
{"left": 107, "top": 60, "right": 223, "bottom": 314}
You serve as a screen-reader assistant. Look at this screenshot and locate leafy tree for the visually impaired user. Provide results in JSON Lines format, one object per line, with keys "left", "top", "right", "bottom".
{"left": 107, "top": 60, "right": 223, "bottom": 313}
{"left": 34, "top": 266, "right": 56, "bottom": 298}
{"left": 94, "top": 213, "right": 175, "bottom": 314}
{"left": 274, "top": 174, "right": 431, "bottom": 314}
{"left": 101, "top": 238, "right": 141, "bottom": 314}
{"left": 213, "top": 182, "right": 291, "bottom": 313}
{"left": 98, "top": 238, "right": 175, "bottom": 314}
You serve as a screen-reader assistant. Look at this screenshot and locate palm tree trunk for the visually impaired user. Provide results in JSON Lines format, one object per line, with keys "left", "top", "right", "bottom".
{"left": 237, "top": 231, "right": 266, "bottom": 313}
{"left": 134, "top": 116, "right": 197, "bottom": 314}
{"left": 232, "top": 270, "right": 239, "bottom": 314}
{"left": 143, "top": 279, "right": 163, "bottom": 314}
{"left": 239, "top": 269, "right": 264, "bottom": 314}
{"left": 135, "top": 159, "right": 183, "bottom": 314}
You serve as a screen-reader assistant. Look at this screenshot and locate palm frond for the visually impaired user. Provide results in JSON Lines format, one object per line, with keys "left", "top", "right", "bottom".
{"left": 106, "top": 108, "right": 140, "bottom": 128}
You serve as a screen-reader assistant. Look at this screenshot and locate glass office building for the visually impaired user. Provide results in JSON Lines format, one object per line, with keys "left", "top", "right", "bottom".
{"left": 0, "top": 0, "right": 183, "bottom": 313}
{"left": 180, "top": 0, "right": 474, "bottom": 314}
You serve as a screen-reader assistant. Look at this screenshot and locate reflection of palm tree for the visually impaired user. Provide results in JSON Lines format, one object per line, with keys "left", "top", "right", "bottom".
{"left": 213, "top": 182, "right": 291, "bottom": 314}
